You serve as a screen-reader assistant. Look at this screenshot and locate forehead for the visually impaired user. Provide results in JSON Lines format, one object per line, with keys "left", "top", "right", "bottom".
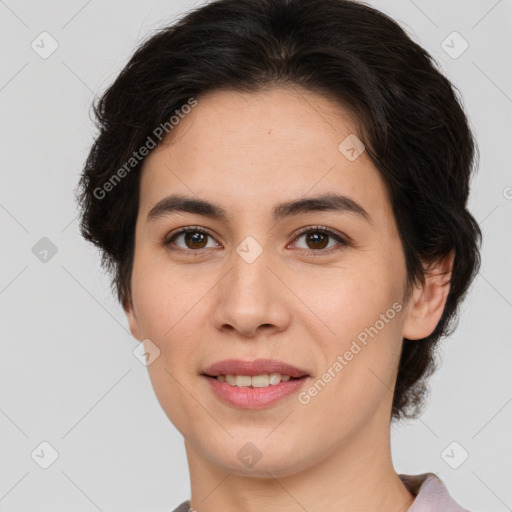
{"left": 138, "top": 86, "right": 391, "bottom": 224}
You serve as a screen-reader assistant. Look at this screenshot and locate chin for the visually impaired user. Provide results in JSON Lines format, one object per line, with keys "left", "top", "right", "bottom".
{"left": 201, "top": 436, "right": 313, "bottom": 478}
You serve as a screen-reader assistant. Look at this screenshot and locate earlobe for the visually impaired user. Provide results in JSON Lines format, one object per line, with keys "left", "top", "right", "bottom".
{"left": 123, "top": 297, "right": 142, "bottom": 341}
{"left": 402, "top": 250, "right": 454, "bottom": 340}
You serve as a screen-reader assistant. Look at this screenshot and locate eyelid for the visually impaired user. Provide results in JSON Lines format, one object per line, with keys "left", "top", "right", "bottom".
{"left": 291, "top": 225, "right": 348, "bottom": 242}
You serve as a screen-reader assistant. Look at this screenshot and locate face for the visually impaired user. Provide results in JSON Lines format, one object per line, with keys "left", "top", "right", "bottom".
{"left": 125, "top": 86, "right": 422, "bottom": 477}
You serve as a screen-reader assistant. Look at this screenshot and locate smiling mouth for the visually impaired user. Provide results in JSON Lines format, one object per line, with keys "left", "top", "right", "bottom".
{"left": 201, "top": 371, "right": 310, "bottom": 409}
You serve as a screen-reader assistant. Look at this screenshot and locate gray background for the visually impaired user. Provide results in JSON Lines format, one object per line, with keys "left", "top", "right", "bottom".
{"left": 1, "top": 0, "right": 511, "bottom": 510}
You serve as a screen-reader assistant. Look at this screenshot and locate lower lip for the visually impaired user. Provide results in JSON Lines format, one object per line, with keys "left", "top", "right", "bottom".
{"left": 202, "top": 375, "right": 309, "bottom": 409}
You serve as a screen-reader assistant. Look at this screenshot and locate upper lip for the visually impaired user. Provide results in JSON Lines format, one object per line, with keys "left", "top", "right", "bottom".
{"left": 201, "top": 358, "right": 310, "bottom": 378}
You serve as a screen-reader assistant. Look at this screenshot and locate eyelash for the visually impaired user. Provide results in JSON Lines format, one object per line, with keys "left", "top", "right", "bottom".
{"left": 162, "top": 225, "right": 349, "bottom": 257}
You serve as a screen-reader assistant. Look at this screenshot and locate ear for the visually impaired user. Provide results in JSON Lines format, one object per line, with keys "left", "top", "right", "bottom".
{"left": 402, "top": 250, "right": 454, "bottom": 340}
{"left": 123, "top": 296, "right": 142, "bottom": 341}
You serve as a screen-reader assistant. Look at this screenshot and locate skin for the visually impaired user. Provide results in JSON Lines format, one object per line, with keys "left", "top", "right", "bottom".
{"left": 124, "top": 86, "right": 453, "bottom": 512}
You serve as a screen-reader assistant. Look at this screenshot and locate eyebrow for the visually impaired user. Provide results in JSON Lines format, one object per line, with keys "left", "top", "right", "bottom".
{"left": 146, "top": 192, "right": 370, "bottom": 223}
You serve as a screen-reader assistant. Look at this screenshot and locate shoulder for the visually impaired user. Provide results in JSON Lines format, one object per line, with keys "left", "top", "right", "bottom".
{"left": 170, "top": 500, "right": 191, "bottom": 512}
{"left": 172, "top": 475, "right": 473, "bottom": 512}
{"left": 399, "top": 472, "right": 472, "bottom": 511}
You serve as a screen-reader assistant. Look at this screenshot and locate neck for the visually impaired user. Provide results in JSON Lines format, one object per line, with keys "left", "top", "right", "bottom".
{"left": 184, "top": 405, "right": 414, "bottom": 512}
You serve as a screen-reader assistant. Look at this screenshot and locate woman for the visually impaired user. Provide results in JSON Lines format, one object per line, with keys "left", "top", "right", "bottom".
{"left": 77, "top": 0, "right": 481, "bottom": 510}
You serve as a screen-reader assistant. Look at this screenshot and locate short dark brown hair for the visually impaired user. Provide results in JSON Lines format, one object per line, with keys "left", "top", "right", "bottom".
{"left": 77, "top": 0, "right": 482, "bottom": 421}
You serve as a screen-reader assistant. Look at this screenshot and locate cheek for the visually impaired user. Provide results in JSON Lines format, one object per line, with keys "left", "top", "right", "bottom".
{"left": 131, "top": 273, "right": 171, "bottom": 340}
{"left": 300, "top": 258, "right": 403, "bottom": 340}
{"left": 302, "top": 274, "right": 404, "bottom": 428}
{"left": 131, "top": 241, "right": 184, "bottom": 326}
{"left": 130, "top": 260, "right": 203, "bottom": 425}
{"left": 296, "top": 250, "right": 405, "bottom": 394}
{"left": 130, "top": 250, "right": 219, "bottom": 360}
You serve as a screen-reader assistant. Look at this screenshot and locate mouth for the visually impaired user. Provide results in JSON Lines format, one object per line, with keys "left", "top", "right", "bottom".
{"left": 201, "top": 370, "right": 310, "bottom": 409}
{"left": 200, "top": 358, "right": 310, "bottom": 405}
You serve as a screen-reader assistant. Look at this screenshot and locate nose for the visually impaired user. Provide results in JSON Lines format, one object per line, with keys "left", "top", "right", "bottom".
{"left": 212, "top": 249, "right": 293, "bottom": 338}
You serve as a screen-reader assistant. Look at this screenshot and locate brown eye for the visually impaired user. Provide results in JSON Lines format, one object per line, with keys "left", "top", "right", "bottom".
{"left": 164, "top": 227, "right": 219, "bottom": 252}
{"left": 304, "top": 231, "right": 329, "bottom": 250}
{"left": 292, "top": 226, "right": 349, "bottom": 255}
{"left": 183, "top": 231, "right": 208, "bottom": 249}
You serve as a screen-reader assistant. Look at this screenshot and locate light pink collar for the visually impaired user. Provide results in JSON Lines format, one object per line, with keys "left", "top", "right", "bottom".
{"left": 399, "top": 473, "right": 470, "bottom": 511}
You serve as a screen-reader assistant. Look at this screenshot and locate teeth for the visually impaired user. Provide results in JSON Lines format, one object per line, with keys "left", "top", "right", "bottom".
{"left": 217, "top": 373, "right": 292, "bottom": 387}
